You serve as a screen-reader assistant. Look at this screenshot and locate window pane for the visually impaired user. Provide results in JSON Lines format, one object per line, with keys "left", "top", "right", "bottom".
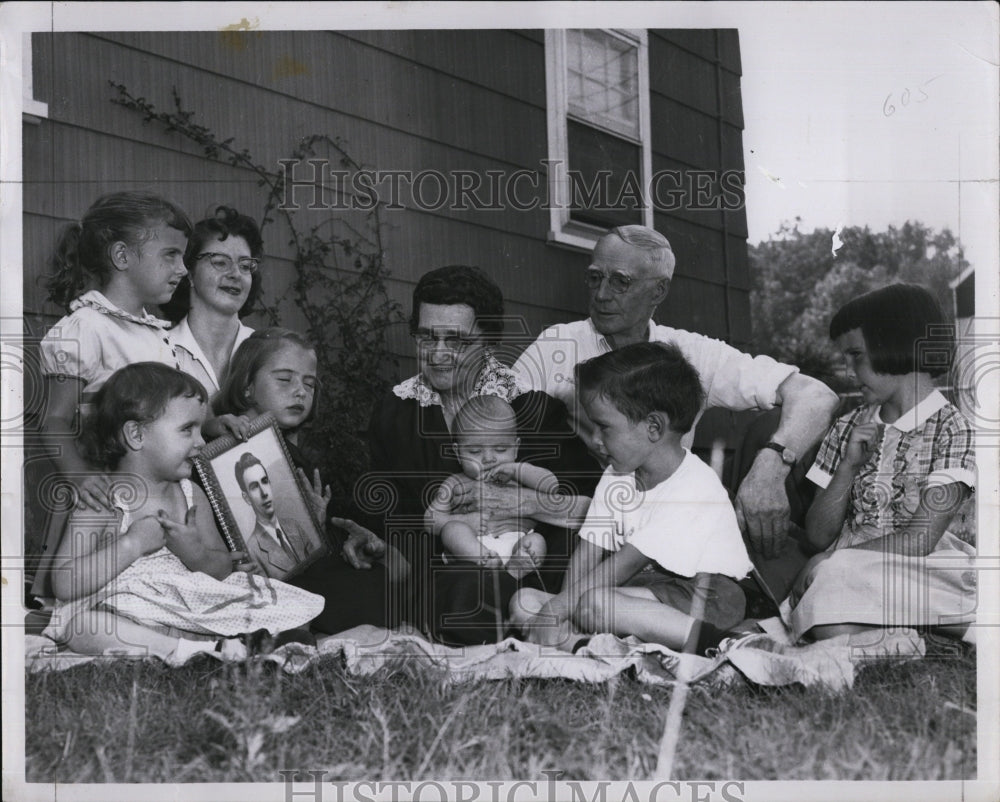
{"left": 567, "top": 29, "right": 639, "bottom": 140}
{"left": 567, "top": 119, "right": 644, "bottom": 228}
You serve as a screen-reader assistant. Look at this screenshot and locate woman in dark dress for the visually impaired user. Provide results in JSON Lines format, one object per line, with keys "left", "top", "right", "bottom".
{"left": 357, "top": 265, "right": 598, "bottom": 645}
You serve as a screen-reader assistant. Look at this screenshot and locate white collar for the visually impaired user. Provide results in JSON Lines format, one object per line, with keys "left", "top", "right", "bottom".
{"left": 70, "top": 290, "right": 170, "bottom": 329}
{"left": 587, "top": 317, "right": 654, "bottom": 353}
{"left": 879, "top": 390, "right": 949, "bottom": 432}
{"left": 169, "top": 316, "right": 200, "bottom": 351}
{"left": 169, "top": 315, "right": 254, "bottom": 389}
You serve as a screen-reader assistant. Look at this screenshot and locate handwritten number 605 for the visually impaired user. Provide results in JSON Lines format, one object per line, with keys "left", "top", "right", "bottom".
{"left": 883, "top": 80, "right": 935, "bottom": 117}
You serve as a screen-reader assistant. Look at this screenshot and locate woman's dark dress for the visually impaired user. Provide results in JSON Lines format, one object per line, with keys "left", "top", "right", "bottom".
{"left": 361, "top": 388, "right": 600, "bottom": 645}
{"left": 283, "top": 438, "right": 398, "bottom": 635}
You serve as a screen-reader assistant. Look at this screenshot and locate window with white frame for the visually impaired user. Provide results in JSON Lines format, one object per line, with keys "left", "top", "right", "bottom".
{"left": 545, "top": 29, "right": 651, "bottom": 250}
{"left": 23, "top": 33, "right": 49, "bottom": 123}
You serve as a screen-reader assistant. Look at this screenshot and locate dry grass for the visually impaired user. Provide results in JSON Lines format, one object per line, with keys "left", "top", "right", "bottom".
{"left": 25, "top": 640, "right": 975, "bottom": 783}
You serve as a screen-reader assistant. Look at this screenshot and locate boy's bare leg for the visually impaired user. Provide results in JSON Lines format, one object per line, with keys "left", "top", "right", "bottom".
{"left": 574, "top": 586, "right": 699, "bottom": 651}
{"left": 509, "top": 587, "right": 553, "bottom": 630}
{"left": 509, "top": 588, "right": 590, "bottom": 650}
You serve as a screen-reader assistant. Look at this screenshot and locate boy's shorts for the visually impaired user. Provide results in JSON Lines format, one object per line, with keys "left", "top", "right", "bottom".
{"left": 624, "top": 567, "right": 746, "bottom": 630}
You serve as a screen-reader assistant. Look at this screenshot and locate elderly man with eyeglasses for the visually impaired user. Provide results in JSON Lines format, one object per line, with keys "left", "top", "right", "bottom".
{"left": 513, "top": 225, "right": 839, "bottom": 573}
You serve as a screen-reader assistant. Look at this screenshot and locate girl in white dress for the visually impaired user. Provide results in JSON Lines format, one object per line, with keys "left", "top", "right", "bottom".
{"left": 31, "top": 192, "right": 194, "bottom": 602}
{"left": 44, "top": 363, "right": 324, "bottom": 663}
{"left": 39, "top": 191, "right": 194, "bottom": 513}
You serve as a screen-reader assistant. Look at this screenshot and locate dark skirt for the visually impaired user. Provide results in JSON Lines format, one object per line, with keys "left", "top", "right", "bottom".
{"left": 289, "top": 551, "right": 396, "bottom": 635}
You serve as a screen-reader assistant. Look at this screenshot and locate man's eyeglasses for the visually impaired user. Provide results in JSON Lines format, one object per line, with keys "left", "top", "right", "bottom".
{"left": 197, "top": 252, "right": 260, "bottom": 275}
{"left": 412, "top": 330, "right": 481, "bottom": 352}
{"left": 584, "top": 268, "right": 652, "bottom": 295}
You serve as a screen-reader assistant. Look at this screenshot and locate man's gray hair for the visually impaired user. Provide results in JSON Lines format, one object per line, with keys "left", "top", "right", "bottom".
{"left": 608, "top": 225, "right": 676, "bottom": 280}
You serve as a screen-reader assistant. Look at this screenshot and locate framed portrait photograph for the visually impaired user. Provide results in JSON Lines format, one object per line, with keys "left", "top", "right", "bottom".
{"left": 193, "top": 412, "right": 330, "bottom": 581}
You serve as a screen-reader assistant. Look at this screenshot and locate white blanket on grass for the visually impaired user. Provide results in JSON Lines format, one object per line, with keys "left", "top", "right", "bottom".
{"left": 22, "top": 619, "right": 928, "bottom": 691}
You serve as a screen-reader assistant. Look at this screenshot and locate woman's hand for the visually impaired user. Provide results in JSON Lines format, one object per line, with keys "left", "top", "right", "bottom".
{"left": 73, "top": 472, "right": 115, "bottom": 511}
{"left": 204, "top": 414, "right": 252, "bottom": 442}
{"left": 448, "top": 481, "right": 535, "bottom": 532}
{"left": 298, "top": 467, "right": 332, "bottom": 521}
{"left": 331, "top": 516, "right": 387, "bottom": 570}
{"left": 845, "top": 407, "right": 884, "bottom": 469}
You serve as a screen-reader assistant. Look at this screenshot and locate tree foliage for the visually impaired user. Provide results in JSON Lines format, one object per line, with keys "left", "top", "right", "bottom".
{"left": 749, "top": 220, "right": 968, "bottom": 383}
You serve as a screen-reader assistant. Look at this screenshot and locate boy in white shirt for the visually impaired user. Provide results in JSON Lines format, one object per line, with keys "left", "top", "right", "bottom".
{"left": 512, "top": 342, "right": 753, "bottom": 652}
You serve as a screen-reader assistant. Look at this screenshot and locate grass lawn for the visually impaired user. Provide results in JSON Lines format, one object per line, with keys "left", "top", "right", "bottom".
{"left": 24, "top": 639, "right": 975, "bottom": 783}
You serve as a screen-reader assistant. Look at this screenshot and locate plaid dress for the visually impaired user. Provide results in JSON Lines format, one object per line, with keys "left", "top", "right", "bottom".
{"left": 789, "top": 391, "right": 977, "bottom": 638}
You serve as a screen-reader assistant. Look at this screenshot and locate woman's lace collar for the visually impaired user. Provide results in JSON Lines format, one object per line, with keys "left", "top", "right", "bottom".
{"left": 393, "top": 351, "right": 530, "bottom": 408}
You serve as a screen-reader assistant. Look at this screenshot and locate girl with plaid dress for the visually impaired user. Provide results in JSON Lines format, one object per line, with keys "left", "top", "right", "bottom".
{"left": 789, "top": 284, "right": 976, "bottom": 642}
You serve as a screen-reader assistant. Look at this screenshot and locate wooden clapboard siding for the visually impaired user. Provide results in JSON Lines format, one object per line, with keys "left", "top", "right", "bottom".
{"left": 647, "top": 29, "right": 751, "bottom": 356}
{"left": 24, "top": 27, "right": 751, "bottom": 449}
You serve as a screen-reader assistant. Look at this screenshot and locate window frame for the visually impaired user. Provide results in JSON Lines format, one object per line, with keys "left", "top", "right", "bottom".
{"left": 544, "top": 28, "right": 652, "bottom": 252}
{"left": 22, "top": 33, "right": 49, "bottom": 124}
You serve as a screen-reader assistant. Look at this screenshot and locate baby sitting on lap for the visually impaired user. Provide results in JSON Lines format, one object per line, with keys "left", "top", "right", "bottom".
{"left": 427, "top": 396, "right": 554, "bottom": 579}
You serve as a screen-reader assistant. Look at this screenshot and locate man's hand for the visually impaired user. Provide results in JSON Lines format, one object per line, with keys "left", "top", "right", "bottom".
{"left": 735, "top": 454, "right": 792, "bottom": 559}
{"left": 331, "top": 516, "right": 387, "bottom": 570}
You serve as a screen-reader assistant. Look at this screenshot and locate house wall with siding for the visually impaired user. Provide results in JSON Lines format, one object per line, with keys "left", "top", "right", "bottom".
{"left": 24, "top": 29, "right": 753, "bottom": 455}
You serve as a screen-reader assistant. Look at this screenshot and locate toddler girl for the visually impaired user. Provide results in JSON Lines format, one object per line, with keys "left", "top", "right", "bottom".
{"left": 791, "top": 283, "right": 976, "bottom": 643}
{"left": 215, "top": 328, "right": 408, "bottom": 633}
{"left": 45, "top": 363, "right": 323, "bottom": 662}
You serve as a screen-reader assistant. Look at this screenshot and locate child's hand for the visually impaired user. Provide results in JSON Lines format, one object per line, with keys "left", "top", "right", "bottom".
{"left": 125, "top": 514, "right": 167, "bottom": 557}
{"left": 845, "top": 407, "right": 885, "bottom": 469}
{"left": 207, "top": 414, "right": 252, "bottom": 442}
{"left": 156, "top": 506, "right": 200, "bottom": 552}
{"left": 331, "top": 516, "right": 387, "bottom": 569}
{"left": 298, "top": 467, "right": 332, "bottom": 521}
{"left": 483, "top": 464, "right": 517, "bottom": 485}
{"left": 73, "top": 472, "right": 115, "bottom": 511}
